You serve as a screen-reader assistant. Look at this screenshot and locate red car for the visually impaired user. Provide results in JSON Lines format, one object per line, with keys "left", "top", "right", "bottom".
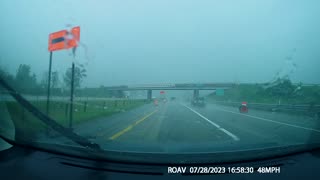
{"left": 239, "top": 102, "right": 248, "bottom": 113}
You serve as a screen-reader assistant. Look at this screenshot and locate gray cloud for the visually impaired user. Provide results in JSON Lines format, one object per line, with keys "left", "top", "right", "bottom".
{"left": 1, "top": 0, "right": 319, "bottom": 87}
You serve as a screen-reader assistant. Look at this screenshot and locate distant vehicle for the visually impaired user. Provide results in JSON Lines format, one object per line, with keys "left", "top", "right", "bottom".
{"left": 154, "top": 99, "right": 159, "bottom": 106}
{"left": 239, "top": 102, "right": 248, "bottom": 113}
{"left": 191, "top": 97, "right": 206, "bottom": 107}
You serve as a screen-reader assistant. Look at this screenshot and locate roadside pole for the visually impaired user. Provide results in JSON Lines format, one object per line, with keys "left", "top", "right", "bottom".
{"left": 69, "top": 62, "right": 75, "bottom": 129}
{"left": 46, "top": 51, "right": 53, "bottom": 115}
{"left": 46, "top": 51, "right": 53, "bottom": 136}
{"left": 48, "top": 26, "right": 80, "bottom": 130}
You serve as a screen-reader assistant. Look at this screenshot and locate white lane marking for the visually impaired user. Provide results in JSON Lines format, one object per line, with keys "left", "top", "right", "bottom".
{"left": 213, "top": 106, "right": 320, "bottom": 133}
{"left": 219, "top": 128, "right": 240, "bottom": 141}
{"left": 183, "top": 104, "right": 240, "bottom": 141}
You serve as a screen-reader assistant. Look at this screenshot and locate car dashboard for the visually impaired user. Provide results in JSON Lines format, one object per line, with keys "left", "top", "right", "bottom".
{"left": 1, "top": 144, "right": 320, "bottom": 180}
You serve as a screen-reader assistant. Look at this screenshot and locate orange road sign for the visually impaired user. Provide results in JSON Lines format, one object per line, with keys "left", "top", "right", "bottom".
{"left": 48, "top": 26, "right": 80, "bottom": 52}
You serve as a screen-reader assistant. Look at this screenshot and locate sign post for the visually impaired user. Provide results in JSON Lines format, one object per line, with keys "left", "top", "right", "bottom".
{"left": 48, "top": 26, "right": 80, "bottom": 130}
{"left": 47, "top": 29, "right": 67, "bottom": 118}
{"left": 46, "top": 52, "right": 53, "bottom": 116}
{"left": 69, "top": 62, "right": 75, "bottom": 129}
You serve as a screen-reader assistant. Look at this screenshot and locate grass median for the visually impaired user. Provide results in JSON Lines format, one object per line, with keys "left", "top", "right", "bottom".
{"left": 5, "top": 99, "right": 147, "bottom": 140}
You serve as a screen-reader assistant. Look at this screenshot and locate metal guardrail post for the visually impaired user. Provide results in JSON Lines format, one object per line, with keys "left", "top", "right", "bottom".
{"left": 65, "top": 103, "right": 68, "bottom": 118}
{"left": 83, "top": 101, "right": 87, "bottom": 112}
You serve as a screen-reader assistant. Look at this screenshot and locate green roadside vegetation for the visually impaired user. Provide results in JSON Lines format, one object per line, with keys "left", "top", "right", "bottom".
{"left": 208, "top": 80, "right": 320, "bottom": 105}
{"left": 5, "top": 99, "right": 147, "bottom": 140}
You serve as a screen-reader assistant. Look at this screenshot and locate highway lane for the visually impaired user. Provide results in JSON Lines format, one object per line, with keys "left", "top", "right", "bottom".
{"left": 111, "top": 102, "right": 234, "bottom": 148}
{"left": 71, "top": 101, "right": 235, "bottom": 152}
{"left": 41, "top": 100, "right": 320, "bottom": 152}
{"left": 73, "top": 103, "right": 158, "bottom": 140}
{"left": 192, "top": 103, "right": 320, "bottom": 146}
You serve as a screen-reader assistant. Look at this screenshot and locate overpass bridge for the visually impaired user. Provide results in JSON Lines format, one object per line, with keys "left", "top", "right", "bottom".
{"left": 104, "top": 83, "right": 236, "bottom": 101}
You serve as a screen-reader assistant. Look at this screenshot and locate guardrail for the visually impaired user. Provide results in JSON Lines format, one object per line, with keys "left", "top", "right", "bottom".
{"left": 212, "top": 100, "right": 320, "bottom": 117}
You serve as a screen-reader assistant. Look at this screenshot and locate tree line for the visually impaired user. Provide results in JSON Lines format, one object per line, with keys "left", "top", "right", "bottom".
{"left": 0, "top": 64, "right": 125, "bottom": 98}
{"left": 0, "top": 64, "right": 87, "bottom": 95}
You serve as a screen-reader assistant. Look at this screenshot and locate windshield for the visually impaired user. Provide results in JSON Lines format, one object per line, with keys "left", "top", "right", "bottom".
{"left": 1, "top": 0, "right": 320, "bottom": 161}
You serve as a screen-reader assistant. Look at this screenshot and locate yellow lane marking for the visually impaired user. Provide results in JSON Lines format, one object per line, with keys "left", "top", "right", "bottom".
{"left": 109, "top": 125, "right": 133, "bottom": 140}
{"left": 109, "top": 110, "right": 158, "bottom": 140}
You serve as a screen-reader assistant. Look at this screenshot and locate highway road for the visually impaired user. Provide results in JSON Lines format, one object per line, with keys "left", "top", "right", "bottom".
{"left": 57, "top": 101, "right": 320, "bottom": 153}
{"left": 57, "top": 100, "right": 320, "bottom": 153}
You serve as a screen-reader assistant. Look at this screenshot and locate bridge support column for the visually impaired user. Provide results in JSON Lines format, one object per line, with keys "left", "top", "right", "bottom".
{"left": 193, "top": 89, "right": 199, "bottom": 99}
{"left": 147, "top": 90, "right": 152, "bottom": 101}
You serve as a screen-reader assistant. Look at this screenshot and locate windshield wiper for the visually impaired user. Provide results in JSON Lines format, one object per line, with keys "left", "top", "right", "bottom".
{"left": 0, "top": 76, "right": 101, "bottom": 150}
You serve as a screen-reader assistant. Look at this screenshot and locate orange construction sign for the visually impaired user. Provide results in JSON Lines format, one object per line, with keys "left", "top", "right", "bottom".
{"left": 48, "top": 26, "right": 80, "bottom": 52}
{"left": 69, "top": 26, "right": 80, "bottom": 48}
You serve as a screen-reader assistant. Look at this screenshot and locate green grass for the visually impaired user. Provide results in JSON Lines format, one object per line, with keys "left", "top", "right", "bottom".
{"left": 5, "top": 99, "right": 147, "bottom": 140}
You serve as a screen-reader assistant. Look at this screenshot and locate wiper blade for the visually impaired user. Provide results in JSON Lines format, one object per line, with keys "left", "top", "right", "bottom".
{"left": 0, "top": 76, "right": 101, "bottom": 150}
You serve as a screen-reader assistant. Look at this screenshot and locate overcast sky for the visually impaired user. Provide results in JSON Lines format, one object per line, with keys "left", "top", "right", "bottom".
{"left": 0, "top": 0, "right": 319, "bottom": 87}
